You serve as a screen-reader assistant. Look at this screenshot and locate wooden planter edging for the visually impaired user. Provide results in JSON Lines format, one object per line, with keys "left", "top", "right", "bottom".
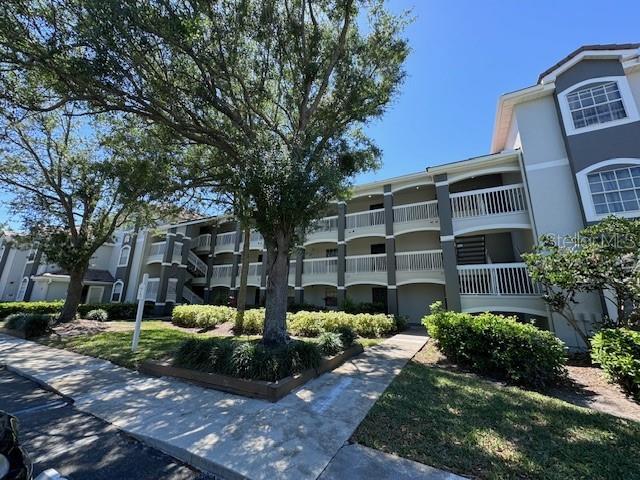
{"left": 0, "top": 328, "right": 28, "bottom": 339}
{"left": 140, "top": 343, "right": 364, "bottom": 402}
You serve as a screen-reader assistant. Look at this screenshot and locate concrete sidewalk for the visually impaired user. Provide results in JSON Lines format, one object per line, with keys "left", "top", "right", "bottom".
{"left": 0, "top": 330, "right": 427, "bottom": 480}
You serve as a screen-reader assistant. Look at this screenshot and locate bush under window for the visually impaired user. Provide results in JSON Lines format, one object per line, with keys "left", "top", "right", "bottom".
{"left": 591, "top": 328, "right": 640, "bottom": 400}
{"left": 422, "top": 302, "right": 567, "bottom": 390}
{"left": 85, "top": 309, "right": 109, "bottom": 322}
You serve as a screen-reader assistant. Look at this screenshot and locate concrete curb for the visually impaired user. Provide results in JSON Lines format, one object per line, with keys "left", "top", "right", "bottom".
{"left": 3, "top": 364, "right": 75, "bottom": 406}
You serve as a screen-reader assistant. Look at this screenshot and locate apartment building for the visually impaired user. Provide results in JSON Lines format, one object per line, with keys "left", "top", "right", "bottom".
{"left": 1, "top": 43, "right": 639, "bottom": 349}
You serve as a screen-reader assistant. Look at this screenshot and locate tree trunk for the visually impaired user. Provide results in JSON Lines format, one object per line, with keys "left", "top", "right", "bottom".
{"left": 235, "top": 226, "right": 251, "bottom": 334}
{"left": 58, "top": 268, "right": 85, "bottom": 323}
{"left": 263, "top": 232, "right": 291, "bottom": 346}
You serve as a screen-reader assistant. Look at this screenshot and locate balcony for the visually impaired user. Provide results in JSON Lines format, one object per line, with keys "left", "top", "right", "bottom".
{"left": 395, "top": 250, "right": 445, "bottom": 285}
{"left": 147, "top": 242, "right": 166, "bottom": 264}
{"left": 393, "top": 200, "right": 439, "bottom": 235}
{"left": 450, "top": 184, "right": 531, "bottom": 236}
{"left": 214, "top": 232, "right": 237, "bottom": 254}
{"left": 302, "top": 257, "right": 338, "bottom": 286}
{"left": 345, "top": 253, "right": 386, "bottom": 286}
{"left": 210, "top": 264, "right": 233, "bottom": 287}
{"left": 236, "top": 262, "right": 262, "bottom": 287}
{"left": 345, "top": 208, "right": 385, "bottom": 240}
{"left": 239, "top": 230, "right": 265, "bottom": 251}
{"left": 458, "top": 263, "right": 547, "bottom": 316}
{"left": 193, "top": 234, "right": 212, "bottom": 253}
{"left": 305, "top": 216, "right": 339, "bottom": 245}
{"left": 288, "top": 260, "right": 296, "bottom": 287}
{"left": 144, "top": 278, "right": 160, "bottom": 301}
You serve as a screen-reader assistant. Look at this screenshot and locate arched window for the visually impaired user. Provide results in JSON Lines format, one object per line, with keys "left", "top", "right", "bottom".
{"left": 576, "top": 159, "right": 640, "bottom": 221}
{"left": 111, "top": 280, "right": 124, "bottom": 303}
{"left": 117, "top": 245, "right": 131, "bottom": 267}
{"left": 16, "top": 277, "right": 29, "bottom": 301}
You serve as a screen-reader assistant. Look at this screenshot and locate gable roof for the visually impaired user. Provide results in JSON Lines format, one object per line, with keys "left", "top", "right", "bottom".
{"left": 538, "top": 43, "right": 640, "bottom": 83}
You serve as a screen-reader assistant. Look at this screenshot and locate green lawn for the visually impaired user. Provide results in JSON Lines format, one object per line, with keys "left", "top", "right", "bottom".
{"left": 353, "top": 345, "right": 640, "bottom": 480}
{"left": 41, "top": 321, "right": 199, "bottom": 369}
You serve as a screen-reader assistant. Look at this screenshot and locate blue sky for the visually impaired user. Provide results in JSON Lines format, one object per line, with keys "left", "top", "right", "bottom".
{"left": 2, "top": 0, "right": 640, "bottom": 225}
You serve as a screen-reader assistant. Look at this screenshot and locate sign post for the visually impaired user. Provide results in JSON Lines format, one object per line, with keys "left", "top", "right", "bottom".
{"left": 132, "top": 273, "right": 149, "bottom": 352}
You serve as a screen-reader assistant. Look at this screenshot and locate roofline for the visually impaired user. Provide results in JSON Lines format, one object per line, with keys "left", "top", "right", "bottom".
{"left": 426, "top": 150, "right": 521, "bottom": 176}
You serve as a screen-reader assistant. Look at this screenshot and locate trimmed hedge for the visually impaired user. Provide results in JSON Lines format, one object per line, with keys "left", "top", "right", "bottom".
{"left": 4, "top": 313, "right": 53, "bottom": 338}
{"left": 172, "top": 305, "right": 236, "bottom": 328}
{"left": 173, "top": 337, "right": 322, "bottom": 382}
{"left": 288, "top": 310, "right": 397, "bottom": 338}
{"left": 0, "top": 301, "right": 63, "bottom": 319}
{"left": 591, "top": 328, "right": 640, "bottom": 400}
{"left": 171, "top": 305, "right": 397, "bottom": 338}
{"left": 0, "top": 301, "right": 151, "bottom": 320}
{"left": 423, "top": 302, "right": 567, "bottom": 390}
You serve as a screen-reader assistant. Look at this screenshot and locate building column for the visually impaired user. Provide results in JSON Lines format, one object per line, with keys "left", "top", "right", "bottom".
{"left": 294, "top": 247, "right": 304, "bottom": 305}
{"left": 154, "top": 229, "right": 176, "bottom": 315}
{"left": 0, "top": 238, "right": 12, "bottom": 286}
{"left": 204, "top": 225, "right": 218, "bottom": 304}
{"left": 230, "top": 222, "right": 242, "bottom": 298}
{"left": 435, "top": 173, "right": 461, "bottom": 311}
{"left": 384, "top": 184, "right": 398, "bottom": 316}
{"left": 337, "top": 201, "right": 347, "bottom": 307}
{"left": 259, "top": 247, "right": 268, "bottom": 306}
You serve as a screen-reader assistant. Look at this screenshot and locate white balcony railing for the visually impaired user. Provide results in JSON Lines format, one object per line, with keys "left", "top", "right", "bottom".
{"left": 450, "top": 184, "right": 527, "bottom": 219}
{"left": 345, "top": 208, "right": 385, "bottom": 230}
{"left": 457, "top": 263, "right": 542, "bottom": 296}
{"left": 147, "top": 242, "right": 166, "bottom": 263}
{"left": 237, "top": 262, "right": 262, "bottom": 278}
{"left": 289, "top": 260, "right": 296, "bottom": 277}
{"left": 216, "top": 231, "right": 237, "bottom": 248}
{"left": 187, "top": 251, "right": 208, "bottom": 276}
{"left": 239, "top": 230, "right": 265, "bottom": 250}
{"left": 303, "top": 257, "right": 338, "bottom": 274}
{"left": 211, "top": 264, "right": 233, "bottom": 279}
{"left": 145, "top": 278, "right": 160, "bottom": 302}
{"left": 395, "top": 250, "right": 443, "bottom": 271}
{"left": 309, "top": 216, "right": 339, "bottom": 233}
{"left": 393, "top": 201, "right": 439, "bottom": 223}
{"left": 346, "top": 253, "right": 387, "bottom": 273}
{"left": 194, "top": 234, "right": 212, "bottom": 250}
{"left": 166, "top": 278, "right": 178, "bottom": 303}
{"left": 172, "top": 242, "right": 184, "bottom": 264}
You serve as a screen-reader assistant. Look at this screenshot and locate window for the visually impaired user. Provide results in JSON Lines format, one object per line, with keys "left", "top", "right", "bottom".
{"left": 587, "top": 166, "right": 640, "bottom": 215}
{"left": 370, "top": 243, "right": 386, "bottom": 255}
{"left": 567, "top": 82, "right": 626, "bottom": 129}
{"left": 86, "top": 286, "right": 104, "bottom": 304}
{"left": 122, "top": 234, "right": 131, "bottom": 244}
{"left": 111, "top": 281, "right": 124, "bottom": 303}
{"left": 325, "top": 248, "right": 338, "bottom": 258}
{"left": 16, "top": 277, "right": 28, "bottom": 301}
{"left": 118, "top": 245, "right": 131, "bottom": 267}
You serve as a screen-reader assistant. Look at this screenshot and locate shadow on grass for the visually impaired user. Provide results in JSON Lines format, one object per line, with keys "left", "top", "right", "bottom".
{"left": 353, "top": 360, "right": 640, "bottom": 480}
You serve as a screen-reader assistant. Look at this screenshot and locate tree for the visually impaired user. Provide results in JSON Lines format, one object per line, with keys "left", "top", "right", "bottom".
{"left": 523, "top": 216, "right": 640, "bottom": 345}
{"left": 0, "top": 0, "right": 410, "bottom": 345}
{"left": 0, "top": 106, "right": 187, "bottom": 321}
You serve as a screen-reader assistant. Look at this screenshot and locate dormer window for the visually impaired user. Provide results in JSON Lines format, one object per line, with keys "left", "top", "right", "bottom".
{"left": 567, "top": 82, "right": 626, "bottom": 129}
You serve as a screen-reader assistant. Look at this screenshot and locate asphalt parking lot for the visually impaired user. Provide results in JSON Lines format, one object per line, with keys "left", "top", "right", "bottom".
{"left": 0, "top": 367, "right": 214, "bottom": 480}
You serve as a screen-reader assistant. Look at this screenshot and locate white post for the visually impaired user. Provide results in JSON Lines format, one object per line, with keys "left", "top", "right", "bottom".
{"left": 132, "top": 273, "right": 149, "bottom": 352}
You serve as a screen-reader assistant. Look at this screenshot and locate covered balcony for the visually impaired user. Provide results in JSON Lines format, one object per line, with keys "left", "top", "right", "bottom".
{"left": 395, "top": 250, "right": 445, "bottom": 285}
{"left": 193, "top": 233, "right": 212, "bottom": 253}
{"left": 210, "top": 264, "right": 233, "bottom": 287}
{"left": 393, "top": 200, "right": 439, "bottom": 235}
{"left": 304, "top": 216, "right": 339, "bottom": 245}
{"left": 236, "top": 262, "right": 262, "bottom": 287}
{"left": 302, "top": 257, "right": 338, "bottom": 287}
{"left": 345, "top": 253, "right": 387, "bottom": 286}
{"left": 214, "top": 231, "right": 237, "bottom": 254}
{"left": 345, "top": 208, "right": 385, "bottom": 240}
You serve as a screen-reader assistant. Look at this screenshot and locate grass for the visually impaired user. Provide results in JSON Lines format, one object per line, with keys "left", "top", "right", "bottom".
{"left": 41, "top": 321, "right": 200, "bottom": 369}
{"left": 353, "top": 343, "right": 640, "bottom": 480}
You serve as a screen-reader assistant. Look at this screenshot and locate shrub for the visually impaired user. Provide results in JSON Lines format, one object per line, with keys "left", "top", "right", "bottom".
{"left": 173, "top": 337, "right": 321, "bottom": 382}
{"left": 317, "top": 331, "right": 344, "bottom": 356}
{"left": 0, "top": 301, "right": 63, "bottom": 319}
{"left": 287, "top": 302, "right": 326, "bottom": 313}
{"left": 84, "top": 309, "right": 109, "bottom": 321}
{"left": 288, "top": 310, "right": 395, "bottom": 338}
{"left": 591, "top": 328, "right": 640, "bottom": 400}
{"left": 336, "top": 325, "right": 357, "bottom": 348}
{"left": 241, "top": 309, "right": 265, "bottom": 334}
{"left": 77, "top": 303, "right": 153, "bottom": 320}
{"left": 343, "top": 297, "right": 387, "bottom": 314}
{"left": 4, "top": 313, "right": 52, "bottom": 338}
{"left": 423, "top": 302, "right": 567, "bottom": 390}
{"left": 171, "top": 305, "right": 236, "bottom": 328}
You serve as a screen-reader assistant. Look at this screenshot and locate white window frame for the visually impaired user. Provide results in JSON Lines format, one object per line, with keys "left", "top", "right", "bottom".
{"left": 16, "top": 277, "right": 29, "bottom": 301}
{"left": 111, "top": 280, "right": 124, "bottom": 303}
{"left": 576, "top": 158, "right": 640, "bottom": 222}
{"left": 558, "top": 76, "right": 640, "bottom": 136}
{"left": 117, "top": 245, "right": 131, "bottom": 267}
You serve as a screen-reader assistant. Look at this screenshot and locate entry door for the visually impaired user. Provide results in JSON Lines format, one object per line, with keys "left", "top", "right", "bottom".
{"left": 372, "top": 287, "right": 388, "bottom": 312}
{"left": 86, "top": 286, "right": 104, "bottom": 304}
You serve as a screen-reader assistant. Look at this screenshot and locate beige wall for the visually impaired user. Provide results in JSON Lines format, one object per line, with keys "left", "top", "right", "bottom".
{"left": 346, "top": 237, "right": 386, "bottom": 256}
{"left": 394, "top": 231, "right": 440, "bottom": 252}
{"left": 398, "top": 284, "right": 445, "bottom": 324}
{"left": 393, "top": 185, "right": 435, "bottom": 205}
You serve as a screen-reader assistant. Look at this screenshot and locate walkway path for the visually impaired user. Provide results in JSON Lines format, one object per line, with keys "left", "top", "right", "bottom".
{"left": 0, "top": 330, "right": 427, "bottom": 480}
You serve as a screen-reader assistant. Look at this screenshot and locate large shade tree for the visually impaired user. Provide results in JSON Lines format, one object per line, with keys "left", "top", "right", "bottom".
{"left": 0, "top": 0, "right": 410, "bottom": 344}
{"left": 0, "top": 106, "right": 189, "bottom": 321}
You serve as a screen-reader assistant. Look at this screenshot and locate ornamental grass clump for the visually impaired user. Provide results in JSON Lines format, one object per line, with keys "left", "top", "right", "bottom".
{"left": 423, "top": 302, "right": 567, "bottom": 390}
